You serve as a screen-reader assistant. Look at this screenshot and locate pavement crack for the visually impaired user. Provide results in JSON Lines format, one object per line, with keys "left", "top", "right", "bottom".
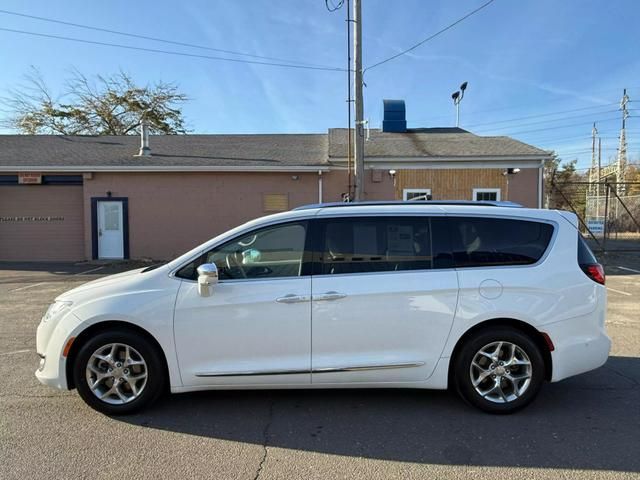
{"left": 253, "top": 397, "right": 275, "bottom": 480}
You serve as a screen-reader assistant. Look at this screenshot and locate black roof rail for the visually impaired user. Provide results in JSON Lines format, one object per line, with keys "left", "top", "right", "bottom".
{"left": 294, "top": 200, "right": 522, "bottom": 211}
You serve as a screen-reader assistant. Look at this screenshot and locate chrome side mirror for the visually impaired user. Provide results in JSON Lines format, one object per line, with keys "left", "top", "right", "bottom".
{"left": 197, "top": 263, "right": 218, "bottom": 297}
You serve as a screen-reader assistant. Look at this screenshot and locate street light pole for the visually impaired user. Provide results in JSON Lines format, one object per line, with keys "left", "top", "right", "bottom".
{"left": 451, "top": 81, "right": 468, "bottom": 128}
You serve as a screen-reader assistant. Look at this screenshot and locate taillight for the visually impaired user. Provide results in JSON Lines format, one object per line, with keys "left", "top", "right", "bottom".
{"left": 581, "top": 263, "right": 605, "bottom": 285}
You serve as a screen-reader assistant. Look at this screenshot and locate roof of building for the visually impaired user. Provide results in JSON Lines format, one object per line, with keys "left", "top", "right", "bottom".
{"left": 0, "top": 134, "right": 329, "bottom": 170}
{"left": 328, "top": 128, "right": 549, "bottom": 158}
{"left": 0, "top": 128, "right": 550, "bottom": 171}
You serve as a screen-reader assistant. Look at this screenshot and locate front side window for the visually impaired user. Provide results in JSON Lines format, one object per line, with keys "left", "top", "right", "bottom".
{"left": 176, "top": 222, "right": 308, "bottom": 280}
{"left": 319, "top": 217, "right": 432, "bottom": 275}
{"left": 450, "top": 217, "right": 554, "bottom": 268}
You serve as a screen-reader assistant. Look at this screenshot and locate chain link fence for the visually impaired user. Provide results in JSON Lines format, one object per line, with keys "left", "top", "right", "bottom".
{"left": 547, "top": 179, "right": 640, "bottom": 252}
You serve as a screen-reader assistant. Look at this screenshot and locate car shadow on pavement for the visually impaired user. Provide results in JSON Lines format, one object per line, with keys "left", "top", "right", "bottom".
{"left": 116, "top": 356, "right": 640, "bottom": 472}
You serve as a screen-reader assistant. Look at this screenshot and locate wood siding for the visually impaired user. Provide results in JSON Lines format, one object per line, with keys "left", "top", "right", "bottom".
{"left": 395, "top": 169, "right": 508, "bottom": 201}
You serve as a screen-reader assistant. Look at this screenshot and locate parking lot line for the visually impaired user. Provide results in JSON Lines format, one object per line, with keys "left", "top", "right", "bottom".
{"left": 607, "top": 287, "right": 632, "bottom": 296}
{"left": 0, "top": 349, "right": 32, "bottom": 356}
{"left": 75, "top": 266, "right": 104, "bottom": 275}
{"left": 9, "top": 266, "right": 105, "bottom": 292}
{"left": 10, "top": 282, "right": 46, "bottom": 292}
{"left": 617, "top": 266, "right": 640, "bottom": 274}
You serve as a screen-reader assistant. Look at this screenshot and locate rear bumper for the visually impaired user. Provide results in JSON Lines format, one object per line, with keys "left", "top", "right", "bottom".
{"left": 544, "top": 310, "right": 611, "bottom": 382}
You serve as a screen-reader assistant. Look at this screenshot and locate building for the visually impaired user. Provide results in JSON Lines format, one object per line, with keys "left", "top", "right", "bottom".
{"left": 0, "top": 103, "right": 550, "bottom": 262}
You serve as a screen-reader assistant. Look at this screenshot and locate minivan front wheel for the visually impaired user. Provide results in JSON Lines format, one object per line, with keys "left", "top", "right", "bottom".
{"left": 454, "top": 328, "right": 545, "bottom": 414}
{"left": 73, "top": 330, "right": 165, "bottom": 415}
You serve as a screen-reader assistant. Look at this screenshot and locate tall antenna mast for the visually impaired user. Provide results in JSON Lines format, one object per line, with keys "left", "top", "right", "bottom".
{"left": 589, "top": 122, "right": 598, "bottom": 197}
{"left": 617, "top": 88, "right": 630, "bottom": 196}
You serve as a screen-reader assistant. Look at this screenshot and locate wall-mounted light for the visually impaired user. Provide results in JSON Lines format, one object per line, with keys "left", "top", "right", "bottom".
{"left": 389, "top": 169, "right": 397, "bottom": 187}
{"left": 503, "top": 168, "right": 521, "bottom": 176}
{"left": 291, "top": 175, "right": 299, "bottom": 180}
{"left": 106, "top": 190, "right": 112, "bottom": 197}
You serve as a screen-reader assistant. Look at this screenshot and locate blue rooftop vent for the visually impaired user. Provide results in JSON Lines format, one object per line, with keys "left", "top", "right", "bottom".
{"left": 382, "top": 99, "right": 407, "bottom": 133}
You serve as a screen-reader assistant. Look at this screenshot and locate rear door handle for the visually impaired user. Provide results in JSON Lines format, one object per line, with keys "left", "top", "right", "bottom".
{"left": 276, "top": 294, "right": 309, "bottom": 304}
{"left": 314, "top": 291, "right": 347, "bottom": 301}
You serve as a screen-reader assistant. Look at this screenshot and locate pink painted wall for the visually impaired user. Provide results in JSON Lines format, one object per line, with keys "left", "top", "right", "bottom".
{"left": 507, "top": 168, "right": 540, "bottom": 208}
{"left": 83, "top": 171, "right": 395, "bottom": 260}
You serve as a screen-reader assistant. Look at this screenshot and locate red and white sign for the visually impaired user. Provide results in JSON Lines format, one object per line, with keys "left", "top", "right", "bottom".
{"left": 18, "top": 173, "right": 42, "bottom": 184}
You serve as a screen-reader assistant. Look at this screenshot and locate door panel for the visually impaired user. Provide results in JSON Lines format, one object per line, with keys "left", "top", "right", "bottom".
{"left": 174, "top": 277, "right": 311, "bottom": 386}
{"left": 97, "top": 201, "right": 124, "bottom": 259}
{"left": 310, "top": 216, "right": 459, "bottom": 384}
{"left": 311, "top": 270, "right": 458, "bottom": 383}
{"left": 173, "top": 220, "right": 313, "bottom": 387}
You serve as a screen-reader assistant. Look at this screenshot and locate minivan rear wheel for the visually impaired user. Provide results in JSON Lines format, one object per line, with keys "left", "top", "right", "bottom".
{"left": 73, "top": 329, "right": 165, "bottom": 415}
{"left": 453, "top": 327, "right": 545, "bottom": 414}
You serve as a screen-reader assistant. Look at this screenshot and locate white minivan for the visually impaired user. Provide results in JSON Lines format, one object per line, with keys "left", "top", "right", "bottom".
{"left": 36, "top": 202, "right": 610, "bottom": 414}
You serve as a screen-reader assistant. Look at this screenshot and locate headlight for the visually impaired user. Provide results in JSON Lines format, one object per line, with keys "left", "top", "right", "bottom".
{"left": 42, "top": 300, "right": 73, "bottom": 323}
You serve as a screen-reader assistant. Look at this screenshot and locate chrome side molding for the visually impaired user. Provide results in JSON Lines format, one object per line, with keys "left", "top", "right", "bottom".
{"left": 195, "top": 361, "right": 425, "bottom": 377}
{"left": 313, "top": 362, "right": 425, "bottom": 373}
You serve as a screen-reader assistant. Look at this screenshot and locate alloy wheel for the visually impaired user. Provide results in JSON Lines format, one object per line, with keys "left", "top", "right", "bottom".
{"left": 469, "top": 341, "right": 532, "bottom": 404}
{"left": 85, "top": 343, "right": 148, "bottom": 405}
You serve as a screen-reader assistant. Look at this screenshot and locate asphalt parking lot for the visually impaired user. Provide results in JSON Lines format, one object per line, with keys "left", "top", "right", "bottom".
{"left": 1, "top": 258, "right": 639, "bottom": 479}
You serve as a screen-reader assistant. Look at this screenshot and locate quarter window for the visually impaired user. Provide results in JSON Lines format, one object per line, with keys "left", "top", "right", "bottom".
{"left": 319, "top": 217, "right": 432, "bottom": 274}
{"left": 176, "top": 222, "right": 308, "bottom": 280}
{"left": 450, "top": 217, "right": 553, "bottom": 268}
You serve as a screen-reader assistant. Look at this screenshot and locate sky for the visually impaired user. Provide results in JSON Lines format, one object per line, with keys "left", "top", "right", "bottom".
{"left": 0, "top": 0, "right": 639, "bottom": 170}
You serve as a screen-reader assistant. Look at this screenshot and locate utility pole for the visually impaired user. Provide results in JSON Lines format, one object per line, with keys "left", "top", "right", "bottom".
{"left": 353, "top": 0, "right": 365, "bottom": 201}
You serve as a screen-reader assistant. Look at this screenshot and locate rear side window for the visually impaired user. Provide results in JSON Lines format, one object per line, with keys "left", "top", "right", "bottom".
{"left": 578, "top": 235, "right": 598, "bottom": 264}
{"left": 449, "top": 217, "right": 554, "bottom": 268}
{"left": 319, "top": 217, "right": 432, "bottom": 274}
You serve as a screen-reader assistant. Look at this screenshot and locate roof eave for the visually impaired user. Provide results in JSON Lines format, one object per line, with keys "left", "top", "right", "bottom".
{"left": 0, "top": 165, "right": 330, "bottom": 173}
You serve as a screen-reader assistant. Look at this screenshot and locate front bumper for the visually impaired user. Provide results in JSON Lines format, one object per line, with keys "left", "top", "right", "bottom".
{"left": 35, "top": 314, "right": 77, "bottom": 391}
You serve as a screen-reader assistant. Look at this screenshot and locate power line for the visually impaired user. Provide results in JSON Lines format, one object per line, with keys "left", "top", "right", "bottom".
{"left": 492, "top": 117, "right": 621, "bottom": 136}
{"left": 474, "top": 109, "right": 619, "bottom": 133}
{"left": 0, "top": 27, "right": 346, "bottom": 72}
{"left": 0, "top": 8, "right": 335, "bottom": 69}
{"left": 364, "top": 0, "right": 496, "bottom": 71}
{"left": 464, "top": 103, "right": 618, "bottom": 129}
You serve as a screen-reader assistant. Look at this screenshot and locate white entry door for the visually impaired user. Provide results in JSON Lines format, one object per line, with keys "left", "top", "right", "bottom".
{"left": 97, "top": 201, "right": 124, "bottom": 259}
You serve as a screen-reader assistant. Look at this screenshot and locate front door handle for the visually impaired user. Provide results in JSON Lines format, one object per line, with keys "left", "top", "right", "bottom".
{"left": 314, "top": 291, "right": 347, "bottom": 301}
{"left": 276, "top": 294, "right": 309, "bottom": 304}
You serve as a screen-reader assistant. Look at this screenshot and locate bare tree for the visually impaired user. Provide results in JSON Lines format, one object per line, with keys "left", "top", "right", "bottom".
{"left": 1, "top": 68, "right": 188, "bottom": 135}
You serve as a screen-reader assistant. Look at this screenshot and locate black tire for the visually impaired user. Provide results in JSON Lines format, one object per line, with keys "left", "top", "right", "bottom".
{"left": 73, "top": 329, "right": 166, "bottom": 415}
{"left": 453, "top": 327, "right": 545, "bottom": 414}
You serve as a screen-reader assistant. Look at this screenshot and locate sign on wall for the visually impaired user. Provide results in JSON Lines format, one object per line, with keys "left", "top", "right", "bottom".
{"left": 18, "top": 173, "right": 42, "bottom": 184}
{"left": 586, "top": 217, "right": 605, "bottom": 235}
{"left": 0, "top": 216, "right": 64, "bottom": 222}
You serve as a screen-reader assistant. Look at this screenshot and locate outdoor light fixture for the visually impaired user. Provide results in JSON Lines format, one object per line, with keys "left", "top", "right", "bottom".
{"left": 503, "top": 168, "right": 521, "bottom": 175}
{"left": 388, "top": 169, "right": 397, "bottom": 187}
{"left": 451, "top": 81, "right": 468, "bottom": 128}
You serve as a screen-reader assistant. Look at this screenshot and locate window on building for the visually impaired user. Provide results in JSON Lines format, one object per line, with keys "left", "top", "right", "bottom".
{"left": 473, "top": 188, "right": 501, "bottom": 202}
{"left": 176, "top": 221, "right": 308, "bottom": 280}
{"left": 403, "top": 189, "right": 432, "bottom": 201}
{"left": 319, "top": 217, "right": 432, "bottom": 275}
{"left": 449, "top": 217, "right": 554, "bottom": 268}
